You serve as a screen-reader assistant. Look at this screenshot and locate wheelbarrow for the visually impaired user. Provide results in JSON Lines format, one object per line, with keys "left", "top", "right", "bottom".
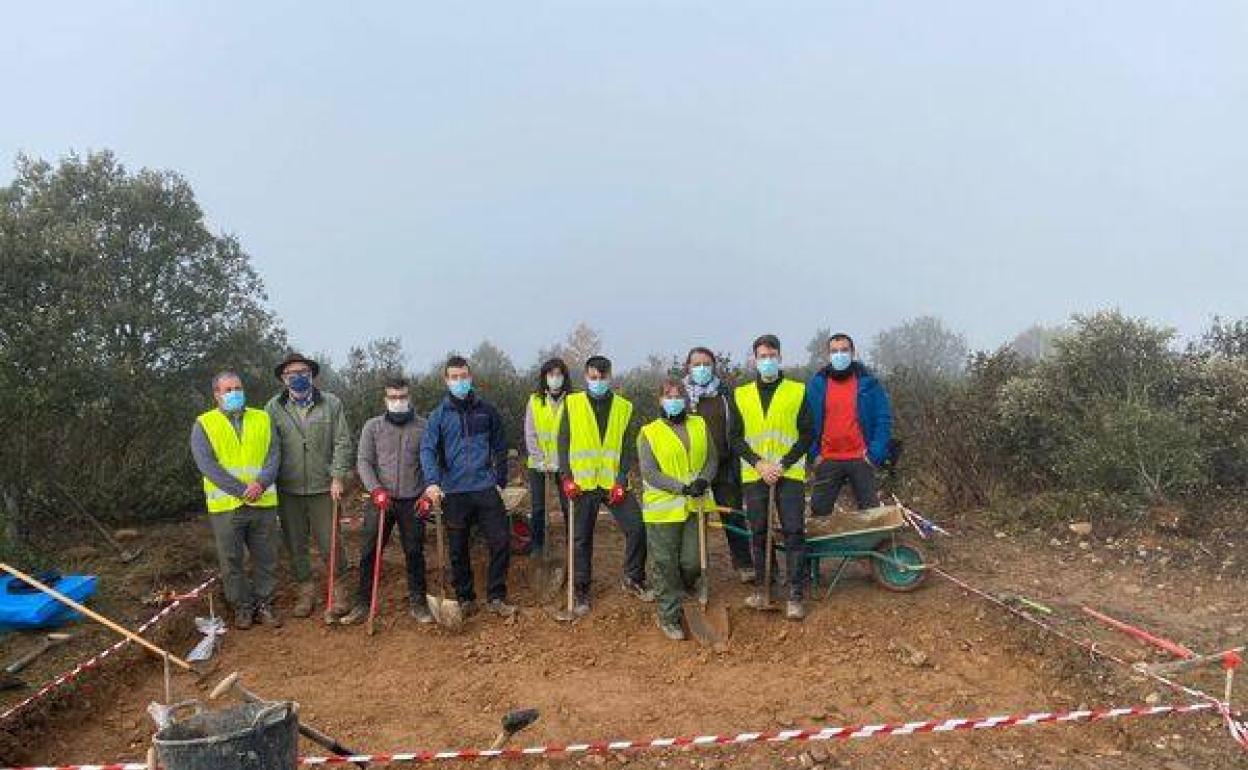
{"left": 717, "top": 503, "right": 928, "bottom": 597}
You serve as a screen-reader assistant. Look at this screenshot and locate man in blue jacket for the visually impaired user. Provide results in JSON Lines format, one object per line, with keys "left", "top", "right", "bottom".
{"left": 806, "top": 333, "right": 893, "bottom": 515}
{"left": 420, "top": 355, "right": 516, "bottom": 617}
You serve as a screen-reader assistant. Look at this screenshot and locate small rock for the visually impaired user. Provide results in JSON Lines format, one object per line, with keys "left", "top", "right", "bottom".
{"left": 1069, "top": 522, "right": 1093, "bottom": 536}
{"left": 994, "top": 531, "right": 1007, "bottom": 539}
{"left": 1145, "top": 692, "right": 1161, "bottom": 705}
{"left": 114, "top": 528, "right": 142, "bottom": 541}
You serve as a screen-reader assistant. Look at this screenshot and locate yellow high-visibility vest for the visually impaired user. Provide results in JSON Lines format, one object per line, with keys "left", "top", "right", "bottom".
{"left": 734, "top": 379, "right": 807, "bottom": 483}
{"left": 526, "top": 393, "right": 565, "bottom": 470}
{"left": 566, "top": 392, "right": 633, "bottom": 491}
{"left": 640, "top": 416, "right": 714, "bottom": 524}
{"left": 197, "top": 407, "right": 278, "bottom": 514}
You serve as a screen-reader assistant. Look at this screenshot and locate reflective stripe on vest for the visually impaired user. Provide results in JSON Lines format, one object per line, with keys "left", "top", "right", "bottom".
{"left": 734, "top": 379, "right": 807, "bottom": 483}
{"left": 198, "top": 408, "right": 279, "bottom": 514}
{"left": 641, "top": 416, "right": 712, "bottom": 524}
{"left": 566, "top": 392, "right": 633, "bottom": 491}
{"left": 527, "top": 393, "right": 564, "bottom": 470}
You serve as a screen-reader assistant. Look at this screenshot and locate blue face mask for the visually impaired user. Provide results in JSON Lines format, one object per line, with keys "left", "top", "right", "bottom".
{"left": 756, "top": 357, "right": 780, "bottom": 380}
{"left": 221, "top": 390, "right": 246, "bottom": 412}
{"left": 448, "top": 378, "right": 473, "bottom": 399}
{"left": 689, "top": 365, "right": 714, "bottom": 386}
{"left": 661, "top": 398, "right": 686, "bottom": 418}
{"left": 829, "top": 351, "right": 853, "bottom": 372}
{"left": 287, "top": 373, "right": 312, "bottom": 393}
{"left": 587, "top": 378, "right": 611, "bottom": 397}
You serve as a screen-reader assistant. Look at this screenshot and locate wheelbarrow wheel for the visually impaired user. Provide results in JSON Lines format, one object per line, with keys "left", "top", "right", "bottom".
{"left": 870, "top": 538, "right": 928, "bottom": 592}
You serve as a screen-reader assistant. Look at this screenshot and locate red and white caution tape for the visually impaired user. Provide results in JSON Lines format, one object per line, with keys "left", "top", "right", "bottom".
{"left": 933, "top": 566, "right": 1247, "bottom": 751}
{"left": 0, "top": 701, "right": 1214, "bottom": 769}
{"left": 0, "top": 574, "right": 217, "bottom": 724}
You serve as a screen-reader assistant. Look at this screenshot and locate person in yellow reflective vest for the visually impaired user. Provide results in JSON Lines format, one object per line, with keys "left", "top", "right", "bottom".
{"left": 189, "top": 371, "right": 282, "bottom": 630}
{"left": 728, "top": 335, "right": 815, "bottom": 621}
{"left": 556, "top": 355, "right": 652, "bottom": 616}
{"left": 523, "top": 357, "right": 571, "bottom": 558}
{"left": 638, "top": 379, "right": 718, "bottom": 641}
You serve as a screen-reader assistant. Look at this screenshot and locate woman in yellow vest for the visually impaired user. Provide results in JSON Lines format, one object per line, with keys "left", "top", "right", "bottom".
{"left": 638, "top": 379, "right": 718, "bottom": 641}
{"left": 727, "top": 335, "right": 815, "bottom": 621}
{"left": 189, "top": 371, "right": 282, "bottom": 630}
{"left": 523, "top": 358, "right": 570, "bottom": 558}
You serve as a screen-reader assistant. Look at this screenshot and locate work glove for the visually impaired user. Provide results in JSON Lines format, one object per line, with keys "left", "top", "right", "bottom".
{"left": 561, "top": 477, "right": 582, "bottom": 500}
{"left": 681, "top": 479, "right": 710, "bottom": 497}
{"left": 607, "top": 483, "right": 627, "bottom": 507}
{"left": 416, "top": 495, "right": 433, "bottom": 520}
{"left": 370, "top": 487, "right": 392, "bottom": 512}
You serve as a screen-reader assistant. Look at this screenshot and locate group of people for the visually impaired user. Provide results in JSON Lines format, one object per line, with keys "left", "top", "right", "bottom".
{"left": 191, "top": 332, "right": 893, "bottom": 641}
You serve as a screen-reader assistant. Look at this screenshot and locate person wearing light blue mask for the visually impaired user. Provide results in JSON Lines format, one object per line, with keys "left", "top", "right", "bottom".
{"left": 682, "top": 347, "right": 754, "bottom": 583}
{"left": 556, "top": 355, "right": 651, "bottom": 615}
{"left": 190, "top": 371, "right": 282, "bottom": 630}
{"left": 807, "top": 332, "right": 893, "bottom": 517}
{"left": 637, "top": 379, "right": 718, "bottom": 641}
{"left": 523, "top": 357, "right": 573, "bottom": 558}
{"left": 728, "top": 334, "right": 815, "bottom": 621}
{"left": 420, "top": 355, "right": 517, "bottom": 619}
{"left": 265, "top": 352, "right": 353, "bottom": 620}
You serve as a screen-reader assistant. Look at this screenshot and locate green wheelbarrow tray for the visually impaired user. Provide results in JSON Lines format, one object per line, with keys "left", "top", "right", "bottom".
{"left": 716, "top": 505, "right": 930, "bottom": 597}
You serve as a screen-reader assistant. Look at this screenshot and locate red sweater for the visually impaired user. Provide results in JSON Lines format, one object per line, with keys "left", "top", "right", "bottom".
{"left": 819, "top": 375, "right": 866, "bottom": 461}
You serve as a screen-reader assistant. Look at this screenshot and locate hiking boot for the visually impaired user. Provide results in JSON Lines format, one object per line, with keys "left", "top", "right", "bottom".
{"left": 329, "top": 580, "right": 352, "bottom": 618}
{"left": 736, "top": 568, "right": 757, "bottom": 584}
{"left": 786, "top": 600, "right": 807, "bottom": 622}
{"left": 409, "top": 599, "right": 434, "bottom": 624}
{"left": 657, "top": 616, "right": 686, "bottom": 642}
{"left": 460, "top": 600, "right": 480, "bottom": 618}
{"left": 339, "top": 604, "right": 368, "bottom": 626}
{"left": 255, "top": 603, "right": 282, "bottom": 628}
{"left": 744, "top": 591, "right": 771, "bottom": 610}
{"left": 234, "top": 608, "right": 254, "bottom": 630}
{"left": 292, "top": 582, "right": 316, "bottom": 618}
{"left": 487, "top": 599, "right": 518, "bottom": 618}
{"left": 621, "top": 578, "right": 655, "bottom": 603}
{"left": 573, "top": 594, "right": 591, "bottom": 617}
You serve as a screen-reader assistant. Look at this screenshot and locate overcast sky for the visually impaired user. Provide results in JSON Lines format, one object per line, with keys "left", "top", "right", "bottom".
{"left": 4, "top": 1, "right": 1246, "bottom": 370}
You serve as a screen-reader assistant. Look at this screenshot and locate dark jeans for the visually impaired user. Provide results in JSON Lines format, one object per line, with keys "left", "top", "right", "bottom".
{"left": 442, "top": 488, "right": 510, "bottom": 603}
{"left": 357, "top": 497, "right": 427, "bottom": 605}
{"left": 526, "top": 468, "right": 569, "bottom": 553}
{"left": 711, "top": 466, "right": 753, "bottom": 570}
{"left": 810, "top": 458, "right": 879, "bottom": 515}
{"left": 743, "top": 478, "right": 807, "bottom": 600}
{"left": 572, "top": 488, "right": 646, "bottom": 596}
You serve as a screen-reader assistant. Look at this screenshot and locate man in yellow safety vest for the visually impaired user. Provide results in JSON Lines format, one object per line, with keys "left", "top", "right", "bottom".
{"left": 190, "top": 371, "right": 282, "bottom": 630}
{"left": 728, "top": 335, "right": 815, "bottom": 621}
{"left": 557, "top": 355, "right": 652, "bottom": 616}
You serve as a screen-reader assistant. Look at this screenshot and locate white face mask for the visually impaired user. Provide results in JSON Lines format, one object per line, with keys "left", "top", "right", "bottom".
{"left": 385, "top": 398, "right": 410, "bottom": 414}
{"left": 546, "top": 374, "right": 565, "bottom": 392}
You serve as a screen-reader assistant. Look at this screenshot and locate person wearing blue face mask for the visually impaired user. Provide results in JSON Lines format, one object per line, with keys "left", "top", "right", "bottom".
{"left": 683, "top": 347, "right": 754, "bottom": 583}
{"left": 556, "top": 355, "right": 651, "bottom": 615}
{"left": 420, "top": 355, "right": 516, "bottom": 618}
{"left": 806, "top": 333, "right": 893, "bottom": 515}
{"left": 637, "top": 379, "right": 718, "bottom": 640}
{"left": 190, "top": 371, "right": 282, "bottom": 630}
{"left": 727, "top": 335, "right": 815, "bottom": 621}
{"left": 265, "top": 352, "right": 353, "bottom": 620}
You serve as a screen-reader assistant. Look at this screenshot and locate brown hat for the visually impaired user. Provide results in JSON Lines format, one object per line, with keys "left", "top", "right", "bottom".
{"left": 274, "top": 352, "right": 320, "bottom": 380}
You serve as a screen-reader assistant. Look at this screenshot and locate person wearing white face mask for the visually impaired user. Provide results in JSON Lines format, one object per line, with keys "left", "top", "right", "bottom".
{"left": 342, "top": 376, "right": 433, "bottom": 625}
{"left": 683, "top": 347, "right": 755, "bottom": 583}
{"left": 523, "top": 358, "right": 572, "bottom": 558}
{"left": 728, "top": 335, "right": 815, "bottom": 621}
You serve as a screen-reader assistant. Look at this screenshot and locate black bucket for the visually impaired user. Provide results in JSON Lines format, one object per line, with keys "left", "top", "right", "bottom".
{"left": 154, "top": 701, "right": 299, "bottom": 770}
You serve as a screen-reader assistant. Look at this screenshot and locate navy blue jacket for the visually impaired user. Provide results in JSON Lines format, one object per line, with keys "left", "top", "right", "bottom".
{"left": 420, "top": 393, "right": 508, "bottom": 494}
{"left": 805, "top": 363, "right": 893, "bottom": 466}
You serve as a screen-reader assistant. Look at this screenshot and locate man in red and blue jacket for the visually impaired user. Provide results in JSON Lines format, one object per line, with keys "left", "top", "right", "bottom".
{"left": 806, "top": 333, "right": 893, "bottom": 515}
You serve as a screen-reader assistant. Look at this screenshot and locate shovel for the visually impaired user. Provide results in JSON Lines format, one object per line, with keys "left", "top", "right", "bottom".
{"left": 530, "top": 473, "right": 567, "bottom": 603}
{"left": 425, "top": 507, "right": 463, "bottom": 631}
{"left": 749, "top": 487, "right": 781, "bottom": 612}
{"left": 684, "top": 498, "right": 730, "bottom": 648}
{"left": 552, "top": 494, "right": 578, "bottom": 623}
{"left": 57, "top": 484, "right": 143, "bottom": 563}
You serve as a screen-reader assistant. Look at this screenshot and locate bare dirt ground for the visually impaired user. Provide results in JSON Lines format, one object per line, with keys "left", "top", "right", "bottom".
{"left": 1, "top": 498, "right": 1243, "bottom": 769}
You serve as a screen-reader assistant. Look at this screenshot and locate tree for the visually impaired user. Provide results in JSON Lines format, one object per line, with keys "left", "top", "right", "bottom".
{"left": 1008, "top": 324, "right": 1065, "bottom": 361}
{"left": 0, "top": 151, "right": 286, "bottom": 542}
{"left": 870, "top": 316, "right": 968, "bottom": 379}
{"left": 538, "top": 322, "right": 603, "bottom": 386}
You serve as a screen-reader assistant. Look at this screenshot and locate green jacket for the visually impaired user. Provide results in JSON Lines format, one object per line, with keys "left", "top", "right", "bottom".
{"left": 264, "top": 389, "right": 353, "bottom": 495}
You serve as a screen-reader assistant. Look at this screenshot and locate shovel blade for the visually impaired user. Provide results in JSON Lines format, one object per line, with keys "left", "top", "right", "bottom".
{"left": 426, "top": 592, "right": 464, "bottom": 631}
{"left": 685, "top": 603, "right": 730, "bottom": 649}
